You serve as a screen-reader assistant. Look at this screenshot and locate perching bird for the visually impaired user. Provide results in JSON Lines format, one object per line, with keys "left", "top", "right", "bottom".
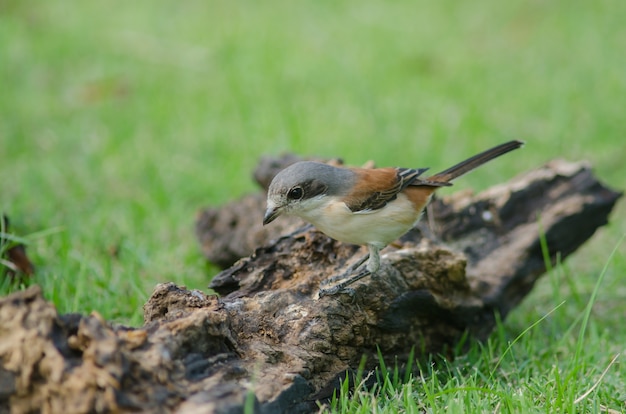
{"left": 263, "top": 140, "right": 523, "bottom": 296}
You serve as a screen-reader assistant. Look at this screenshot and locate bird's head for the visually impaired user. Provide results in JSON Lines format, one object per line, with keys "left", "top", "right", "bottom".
{"left": 263, "top": 161, "right": 355, "bottom": 225}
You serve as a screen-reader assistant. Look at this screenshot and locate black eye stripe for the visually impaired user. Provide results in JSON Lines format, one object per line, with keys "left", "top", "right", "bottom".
{"left": 287, "top": 180, "right": 328, "bottom": 201}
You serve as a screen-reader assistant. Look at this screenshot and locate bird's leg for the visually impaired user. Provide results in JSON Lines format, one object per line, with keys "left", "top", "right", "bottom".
{"left": 349, "top": 252, "right": 371, "bottom": 273}
{"left": 319, "top": 252, "right": 370, "bottom": 286}
{"left": 318, "top": 245, "right": 380, "bottom": 297}
{"left": 365, "top": 245, "right": 381, "bottom": 274}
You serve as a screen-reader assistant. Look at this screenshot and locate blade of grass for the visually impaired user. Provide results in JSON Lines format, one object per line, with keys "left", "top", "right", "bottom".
{"left": 574, "top": 353, "right": 620, "bottom": 404}
{"left": 489, "top": 301, "right": 565, "bottom": 380}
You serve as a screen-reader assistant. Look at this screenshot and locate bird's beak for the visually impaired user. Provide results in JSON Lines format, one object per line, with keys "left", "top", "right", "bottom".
{"left": 263, "top": 206, "right": 281, "bottom": 226}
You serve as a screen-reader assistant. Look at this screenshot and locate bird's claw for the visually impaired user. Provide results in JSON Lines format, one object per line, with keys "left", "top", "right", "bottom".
{"left": 317, "top": 268, "right": 371, "bottom": 299}
{"left": 318, "top": 285, "right": 356, "bottom": 298}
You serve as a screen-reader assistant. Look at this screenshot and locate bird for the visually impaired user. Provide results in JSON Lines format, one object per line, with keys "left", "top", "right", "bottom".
{"left": 263, "top": 140, "right": 523, "bottom": 296}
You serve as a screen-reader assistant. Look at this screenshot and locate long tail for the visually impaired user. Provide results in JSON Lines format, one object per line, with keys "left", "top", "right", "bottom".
{"left": 427, "top": 140, "right": 523, "bottom": 183}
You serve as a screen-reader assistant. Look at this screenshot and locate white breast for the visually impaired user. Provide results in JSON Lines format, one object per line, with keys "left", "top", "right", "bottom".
{"left": 298, "top": 193, "right": 424, "bottom": 247}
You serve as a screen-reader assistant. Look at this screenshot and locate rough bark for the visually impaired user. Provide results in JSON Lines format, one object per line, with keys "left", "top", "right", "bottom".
{"left": 0, "top": 159, "right": 621, "bottom": 414}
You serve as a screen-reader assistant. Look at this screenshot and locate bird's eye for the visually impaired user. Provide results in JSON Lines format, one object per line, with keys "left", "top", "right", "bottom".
{"left": 287, "top": 186, "right": 304, "bottom": 200}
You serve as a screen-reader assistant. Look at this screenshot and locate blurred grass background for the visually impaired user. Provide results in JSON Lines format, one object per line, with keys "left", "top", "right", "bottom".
{"left": 1, "top": 0, "right": 625, "bottom": 410}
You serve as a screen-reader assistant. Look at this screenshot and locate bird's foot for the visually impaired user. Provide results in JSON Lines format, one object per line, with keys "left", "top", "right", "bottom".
{"left": 318, "top": 285, "right": 356, "bottom": 298}
{"left": 319, "top": 253, "right": 370, "bottom": 287}
{"left": 318, "top": 268, "right": 371, "bottom": 298}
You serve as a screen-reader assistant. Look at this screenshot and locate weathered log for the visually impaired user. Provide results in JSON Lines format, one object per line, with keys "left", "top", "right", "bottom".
{"left": 0, "top": 159, "right": 621, "bottom": 414}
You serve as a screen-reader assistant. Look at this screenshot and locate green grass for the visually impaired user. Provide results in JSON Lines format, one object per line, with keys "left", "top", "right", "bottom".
{"left": 1, "top": 0, "right": 624, "bottom": 411}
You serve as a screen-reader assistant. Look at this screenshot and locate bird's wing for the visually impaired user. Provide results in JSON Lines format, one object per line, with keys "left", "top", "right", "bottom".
{"left": 345, "top": 167, "right": 432, "bottom": 212}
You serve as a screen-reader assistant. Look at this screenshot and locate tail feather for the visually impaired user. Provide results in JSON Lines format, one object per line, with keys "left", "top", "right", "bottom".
{"left": 428, "top": 140, "right": 524, "bottom": 183}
